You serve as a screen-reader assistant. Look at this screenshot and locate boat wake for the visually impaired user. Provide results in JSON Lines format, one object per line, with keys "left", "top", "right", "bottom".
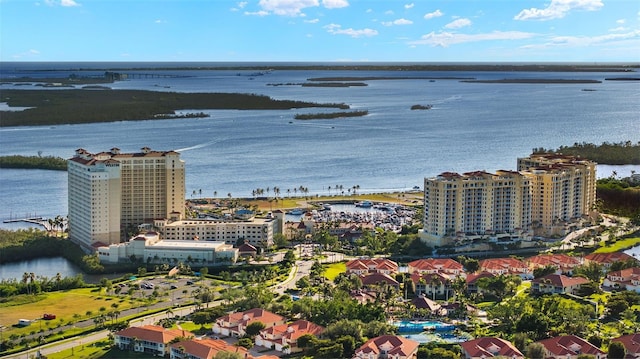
{"left": 175, "top": 139, "right": 221, "bottom": 152}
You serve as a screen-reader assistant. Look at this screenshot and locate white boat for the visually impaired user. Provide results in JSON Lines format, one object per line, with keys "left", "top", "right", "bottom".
{"left": 355, "top": 200, "right": 373, "bottom": 208}
{"left": 287, "top": 208, "right": 304, "bottom": 215}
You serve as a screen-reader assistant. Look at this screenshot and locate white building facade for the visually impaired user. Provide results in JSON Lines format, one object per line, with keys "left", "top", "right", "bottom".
{"left": 68, "top": 147, "right": 185, "bottom": 251}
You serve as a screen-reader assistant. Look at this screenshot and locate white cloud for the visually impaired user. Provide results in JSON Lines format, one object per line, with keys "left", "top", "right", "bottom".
{"left": 382, "top": 18, "right": 413, "bottom": 26}
{"left": 409, "top": 31, "right": 536, "bottom": 47}
{"left": 258, "top": 0, "right": 318, "bottom": 17}
{"left": 405, "top": 3, "right": 414, "bottom": 9}
{"left": 44, "top": 0, "right": 80, "bottom": 6}
{"left": 305, "top": 18, "right": 320, "bottom": 23}
{"left": 366, "top": 8, "right": 373, "bottom": 13}
{"left": 322, "top": 0, "right": 349, "bottom": 9}
{"left": 528, "top": 30, "right": 640, "bottom": 48}
{"left": 608, "top": 26, "right": 626, "bottom": 32}
{"left": 445, "top": 18, "right": 471, "bottom": 29}
{"left": 11, "top": 49, "right": 41, "bottom": 59}
{"left": 155, "top": 19, "right": 167, "bottom": 24}
{"left": 514, "top": 0, "right": 603, "bottom": 21}
{"left": 424, "top": 10, "right": 443, "bottom": 20}
{"left": 324, "top": 23, "right": 378, "bottom": 37}
{"left": 238, "top": 1, "right": 248, "bottom": 8}
{"left": 245, "top": 10, "right": 270, "bottom": 16}
{"left": 616, "top": 19, "right": 625, "bottom": 24}
{"left": 385, "top": 10, "right": 394, "bottom": 15}
{"left": 255, "top": 0, "right": 347, "bottom": 16}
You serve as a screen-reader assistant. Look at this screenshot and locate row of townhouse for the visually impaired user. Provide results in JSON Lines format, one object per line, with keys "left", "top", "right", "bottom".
{"left": 113, "top": 325, "right": 278, "bottom": 359}
{"left": 345, "top": 253, "right": 639, "bottom": 301}
{"left": 211, "top": 308, "right": 323, "bottom": 355}
{"left": 211, "top": 307, "right": 422, "bottom": 358}
{"left": 462, "top": 334, "right": 640, "bottom": 359}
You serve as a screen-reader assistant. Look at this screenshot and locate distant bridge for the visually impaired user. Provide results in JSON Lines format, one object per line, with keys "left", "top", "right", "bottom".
{"left": 104, "top": 71, "right": 191, "bottom": 80}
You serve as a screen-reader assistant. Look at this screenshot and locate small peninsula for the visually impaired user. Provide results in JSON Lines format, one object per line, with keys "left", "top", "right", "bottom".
{"left": 294, "top": 110, "right": 368, "bottom": 120}
{"left": 0, "top": 89, "right": 349, "bottom": 127}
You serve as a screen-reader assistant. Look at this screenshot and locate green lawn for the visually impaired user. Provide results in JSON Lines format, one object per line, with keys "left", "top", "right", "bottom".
{"left": 594, "top": 237, "right": 640, "bottom": 253}
{"left": 323, "top": 262, "right": 346, "bottom": 281}
{"left": 0, "top": 288, "right": 141, "bottom": 338}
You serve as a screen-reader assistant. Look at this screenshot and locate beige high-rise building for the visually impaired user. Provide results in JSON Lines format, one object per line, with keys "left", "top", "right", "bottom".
{"left": 518, "top": 153, "right": 596, "bottom": 235}
{"left": 420, "top": 153, "right": 596, "bottom": 247}
{"left": 420, "top": 170, "right": 532, "bottom": 246}
{"left": 68, "top": 147, "right": 185, "bottom": 250}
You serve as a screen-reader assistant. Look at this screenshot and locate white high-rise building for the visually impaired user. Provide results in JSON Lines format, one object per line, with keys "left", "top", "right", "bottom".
{"left": 68, "top": 147, "right": 185, "bottom": 251}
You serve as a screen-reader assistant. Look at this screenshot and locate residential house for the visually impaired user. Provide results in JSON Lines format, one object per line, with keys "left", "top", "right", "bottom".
{"left": 351, "top": 289, "right": 378, "bottom": 304}
{"left": 531, "top": 274, "right": 590, "bottom": 295}
{"left": 212, "top": 308, "right": 286, "bottom": 338}
{"left": 460, "top": 337, "right": 524, "bottom": 359}
{"left": 611, "top": 333, "right": 640, "bottom": 359}
{"left": 527, "top": 253, "right": 582, "bottom": 275}
{"left": 346, "top": 258, "right": 399, "bottom": 276}
{"left": 604, "top": 267, "right": 640, "bottom": 293}
{"left": 255, "top": 319, "right": 325, "bottom": 354}
{"left": 361, "top": 272, "right": 400, "bottom": 291}
{"left": 353, "top": 335, "right": 419, "bottom": 359}
{"left": 114, "top": 325, "right": 193, "bottom": 356}
{"left": 584, "top": 252, "right": 638, "bottom": 270}
{"left": 411, "top": 295, "right": 446, "bottom": 317}
{"left": 169, "top": 338, "right": 249, "bottom": 359}
{"left": 410, "top": 272, "right": 452, "bottom": 300}
{"left": 407, "top": 258, "right": 465, "bottom": 277}
{"left": 465, "top": 271, "right": 495, "bottom": 295}
{"left": 536, "top": 335, "right": 607, "bottom": 359}
{"left": 479, "top": 257, "right": 533, "bottom": 279}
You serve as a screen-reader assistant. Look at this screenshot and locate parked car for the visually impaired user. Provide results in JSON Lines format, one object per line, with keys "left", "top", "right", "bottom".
{"left": 43, "top": 314, "right": 56, "bottom": 320}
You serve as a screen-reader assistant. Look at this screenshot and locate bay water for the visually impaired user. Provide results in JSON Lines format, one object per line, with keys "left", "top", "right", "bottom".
{"left": 1, "top": 63, "right": 639, "bottom": 225}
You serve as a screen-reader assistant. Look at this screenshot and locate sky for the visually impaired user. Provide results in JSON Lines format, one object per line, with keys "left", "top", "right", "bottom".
{"left": 1, "top": 0, "right": 639, "bottom": 63}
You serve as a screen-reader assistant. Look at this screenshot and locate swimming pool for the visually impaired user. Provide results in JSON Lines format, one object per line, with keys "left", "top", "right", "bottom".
{"left": 402, "top": 331, "right": 473, "bottom": 344}
{"left": 393, "top": 320, "right": 455, "bottom": 332}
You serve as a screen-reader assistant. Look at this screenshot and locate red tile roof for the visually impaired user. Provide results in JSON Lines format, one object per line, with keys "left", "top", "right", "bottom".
{"left": 361, "top": 273, "right": 400, "bottom": 287}
{"left": 171, "top": 338, "right": 248, "bottom": 359}
{"left": 408, "top": 258, "right": 464, "bottom": 273}
{"left": 466, "top": 271, "right": 495, "bottom": 284}
{"left": 527, "top": 253, "right": 581, "bottom": 269}
{"left": 218, "top": 308, "right": 285, "bottom": 329}
{"left": 259, "top": 319, "right": 324, "bottom": 342}
{"left": 612, "top": 333, "right": 640, "bottom": 356}
{"left": 116, "top": 325, "right": 193, "bottom": 344}
{"left": 585, "top": 252, "right": 637, "bottom": 265}
{"left": 460, "top": 337, "right": 524, "bottom": 358}
{"left": 532, "top": 274, "right": 589, "bottom": 288}
{"left": 354, "top": 335, "right": 419, "bottom": 358}
{"left": 537, "top": 335, "right": 605, "bottom": 357}
{"left": 345, "top": 258, "right": 399, "bottom": 273}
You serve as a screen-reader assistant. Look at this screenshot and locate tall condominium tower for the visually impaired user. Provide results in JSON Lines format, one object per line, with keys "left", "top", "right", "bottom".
{"left": 420, "top": 153, "right": 597, "bottom": 247}
{"left": 420, "top": 170, "right": 532, "bottom": 246}
{"left": 518, "top": 153, "right": 597, "bottom": 235}
{"left": 68, "top": 147, "right": 185, "bottom": 250}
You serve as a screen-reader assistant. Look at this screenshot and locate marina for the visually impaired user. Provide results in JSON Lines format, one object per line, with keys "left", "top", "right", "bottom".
{"left": 285, "top": 202, "right": 416, "bottom": 233}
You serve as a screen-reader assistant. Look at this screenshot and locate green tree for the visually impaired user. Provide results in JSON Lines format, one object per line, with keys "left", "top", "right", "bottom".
{"left": 245, "top": 321, "right": 266, "bottom": 337}
{"left": 608, "top": 341, "right": 627, "bottom": 359}
{"left": 526, "top": 343, "right": 546, "bottom": 359}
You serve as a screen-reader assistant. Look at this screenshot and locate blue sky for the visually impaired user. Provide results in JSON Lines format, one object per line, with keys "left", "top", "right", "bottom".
{"left": 2, "top": 0, "right": 639, "bottom": 62}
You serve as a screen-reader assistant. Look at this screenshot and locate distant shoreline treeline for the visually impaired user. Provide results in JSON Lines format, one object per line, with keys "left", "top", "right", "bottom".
{"left": 533, "top": 141, "right": 640, "bottom": 165}
{"left": 14, "top": 63, "right": 639, "bottom": 72}
{"left": 0, "top": 155, "right": 67, "bottom": 170}
{"left": 0, "top": 89, "right": 349, "bottom": 127}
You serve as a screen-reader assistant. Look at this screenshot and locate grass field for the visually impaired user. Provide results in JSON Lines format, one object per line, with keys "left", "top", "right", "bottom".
{"left": 323, "top": 262, "right": 346, "bottom": 281}
{"left": 45, "top": 339, "right": 151, "bottom": 359}
{"left": 594, "top": 237, "right": 640, "bottom": 253}
{"left": 0, "top": 288, "right": 139, "bottom": 337}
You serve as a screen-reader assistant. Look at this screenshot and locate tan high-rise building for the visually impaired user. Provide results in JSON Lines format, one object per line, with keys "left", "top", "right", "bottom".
{"left": 518, "top": 153, "right": 596, "bottom": 235}
{"left": 68, "top": 147, "right": 185, "bottom": 250}
{"left": 420, "top": 153, "right": 596, "bottom": 247}
{"left": 420, "top": 170, "right": 532, "bottom": 246}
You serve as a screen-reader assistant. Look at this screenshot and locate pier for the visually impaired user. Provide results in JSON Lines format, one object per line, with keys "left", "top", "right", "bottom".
{"left": 2, "top": 216, "right": 58, "bottom": 231}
